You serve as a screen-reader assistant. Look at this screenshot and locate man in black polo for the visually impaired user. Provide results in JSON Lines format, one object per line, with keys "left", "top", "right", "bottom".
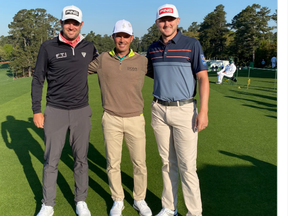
{"left": 31, "top": 5, "right": 98, "bottom": 216}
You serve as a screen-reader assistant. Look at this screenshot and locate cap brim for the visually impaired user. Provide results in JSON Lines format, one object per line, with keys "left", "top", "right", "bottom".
{"left": 156, "top": 14, "right": 178, "bottom": 20}
{"left": 113, "top": 30, "right": 133, "bottom": 36}
{"left": 61, "top": 16, "right": 82, "bottom": 23}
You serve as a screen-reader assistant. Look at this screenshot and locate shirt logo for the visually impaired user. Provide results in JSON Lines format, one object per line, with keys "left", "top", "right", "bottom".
{"left": 65, "top": 10, "right": 79, "bottom": 16}
{"left": 201, "top": 54, "right": 207, "bottom": 65}
{"left": 159, "top": 8, "right": 173, "bottom": 15}
{"left": 81, "top": 52, "right": 86, "bottom": 58}
{"left": 56, "top": 52, "right": 67, "bottom": 59}
{"left": 127, "top": 67, "right": 137, "bottom": 71}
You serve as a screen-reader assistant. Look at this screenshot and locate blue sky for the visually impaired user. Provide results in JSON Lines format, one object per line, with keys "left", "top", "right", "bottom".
{"left": 0, "top": 0, "right": 277, "bottom": 38}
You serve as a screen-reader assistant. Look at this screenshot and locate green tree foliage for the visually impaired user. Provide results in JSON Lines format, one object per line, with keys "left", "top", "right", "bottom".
{"left": 230, "top": 4, "right": 273, "bottom": 64}
{"left": 198, "top": 4, "right": 229, "bottom": 59}
{"left": 140, "top": 24, "right": 161, "bottom": 52}
{"left": 85, "top": 31, "right": 143, "bottom": 54}
{"left": 0, "top": 47, "right": 5, "bottom": 61}
{"left": 0, "top": 35, "right": 13, "bottom": 46}
{"left": 182, "top": 31, "right": 199, "bottom": 40}
{"left": 131, "top": 36, "right": 142, "bottom": 53}
{"left": 271, "top": 10, "right": 277, "bottom": 24}
{"left": 254, "top": 39, "right": 277, "bottom": 67}
{"left": 48, "top": 14, "right": 61, "bottom": 38}
{"left": 8, "top": 8, "right": 60, "bottom": 77}
{"left": 188, "top": 22, "right": 200, "bottom": 33}
{"left": 182, "top": 22, "right": 200, "bottom": 39}
{"left": 85, "top": 32, "right": 114, "bottom": 53}
{"left": 0, "top": 44, "right": 13, "bottom": 60}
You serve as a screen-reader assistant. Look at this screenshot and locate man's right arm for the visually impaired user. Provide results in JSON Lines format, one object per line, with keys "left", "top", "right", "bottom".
{"left": 145, "top": 50, "right": 154, "bottom": 79}
{"left": 31, "top": 44, "right": 48, "bottom": 128}
{"left": 33, "top": 113, "right": 44, "bottom": 128}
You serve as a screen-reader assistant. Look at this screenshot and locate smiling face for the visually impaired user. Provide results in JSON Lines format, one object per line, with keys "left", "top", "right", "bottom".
{"left": 113, "top": 32, "right": 134, "bottom": 58}
{"left": 156, "top": 16, "right": 180, "bottom": 43}
{"left": 60, "top": 19, "right": 83, "bottom": 42}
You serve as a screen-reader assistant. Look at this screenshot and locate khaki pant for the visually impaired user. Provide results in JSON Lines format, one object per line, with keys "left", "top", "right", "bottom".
{"left": 151, "top": 101, "right": 202, "bottom": 216}
{"left": 102, "top": 111, "right": 147, "bottom": 201}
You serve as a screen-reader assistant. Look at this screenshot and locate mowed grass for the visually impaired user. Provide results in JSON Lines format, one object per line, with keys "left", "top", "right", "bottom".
{"left": 0, "top": 63, "right": 276, "bottom": 216}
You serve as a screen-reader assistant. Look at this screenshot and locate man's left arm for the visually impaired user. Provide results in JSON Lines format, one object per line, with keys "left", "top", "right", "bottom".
{"left": 88, "top": 55, "right": 100, "bottom": 74}
{"left": 195, "top": 70, "right": 209, "bottom": 132}
{"left": 88, "top": 45, "right": 99, "bottom": 75}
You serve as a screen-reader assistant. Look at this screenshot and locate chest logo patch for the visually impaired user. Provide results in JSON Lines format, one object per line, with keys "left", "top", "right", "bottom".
{"left": 56, "top": 52, "right": 67, "bottom": 59}
{"left": 127, "top": 67, "right": 137, "bottom": 71}
{"left": 82, "top": 52, "right": 86, "bottom": 58}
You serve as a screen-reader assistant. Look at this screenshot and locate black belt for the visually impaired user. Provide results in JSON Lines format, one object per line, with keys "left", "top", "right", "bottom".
{"left": 153, "top": 97, "right": 195, "bottom": 106}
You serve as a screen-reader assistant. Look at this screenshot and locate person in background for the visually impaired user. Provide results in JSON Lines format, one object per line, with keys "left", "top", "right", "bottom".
{"left": 261, "top": 59, "right": 265, "bottom": 68}
{"left": 216, "top": 58, "right": 236, "bottom": 84}
{"left": 88, "top": 19, "right": 152, "bottom": 216}
{"left": 31, "top": 5, "right": 98, "bottom": 216}
{"left": 146, "top": 3, "right": 209, "bottom": 216}
{"left": 271, "top": 56, "right": 277, "bottom": 68}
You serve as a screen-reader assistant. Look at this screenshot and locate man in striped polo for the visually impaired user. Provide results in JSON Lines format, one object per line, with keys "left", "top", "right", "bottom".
{"left": 146, "top": 4, "right": 209, "bottom": 216}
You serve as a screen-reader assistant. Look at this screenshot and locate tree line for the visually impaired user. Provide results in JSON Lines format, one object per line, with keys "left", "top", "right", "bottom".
{"left": 0, "top": 4, "right": 277, "bottom": 78}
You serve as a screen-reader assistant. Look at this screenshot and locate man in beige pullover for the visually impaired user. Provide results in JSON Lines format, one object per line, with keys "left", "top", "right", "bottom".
{"left": 88, "top": 19, "right": 152, "bottom": 216}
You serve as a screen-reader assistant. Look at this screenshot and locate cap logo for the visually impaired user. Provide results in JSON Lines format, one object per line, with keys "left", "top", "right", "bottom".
{"left": 159, "top": 8, "right": 173, "bottom": 15}
{"left": 65, "top": 9, "right": 79, "bottom": 16}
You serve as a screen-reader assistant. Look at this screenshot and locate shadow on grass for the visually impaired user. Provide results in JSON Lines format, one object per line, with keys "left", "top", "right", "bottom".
{"left": 198, "top": 151, "right": 276, "bottom": 216}
{"left": 229, "top": 90, "right": 277, "bottom": 101}
{"left": 6, "top": 69, "right": 13, "bottom": 78}
{"left": 265, "top": 115, "right": 277, "bottom": 119}
{"left": 1, "top": 116, "right": 161, "bottom": 215}
{"left": 248, "top": 87, "right": 277, "bottom": 93}
{"left": 87, "top": 141, "right": 162, "bottom": 215}
{"left": 226, "top": 95, "right": 276, "bottom": 109}
{"left": 0, "top": 63, "right": 13, "bottom": 77}
{"left": 1, "top": 116, "right": 75, "bottom": 215}
{"left": 0, "top": 63, "right": 9, "bottom": 69}
{"left": 1, "top": 115, "right": 161, "bottom": 215}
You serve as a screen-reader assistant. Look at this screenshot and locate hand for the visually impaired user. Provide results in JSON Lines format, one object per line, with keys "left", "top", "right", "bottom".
{"left": 33, "top": 113, "right": 44, "bottom": 128}
{"left": 194, "top": 111, "right": 208, "bottom": 132}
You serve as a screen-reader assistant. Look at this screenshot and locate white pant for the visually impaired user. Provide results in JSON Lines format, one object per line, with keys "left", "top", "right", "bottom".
{"left": 151, "top": 101, "right": 202, "bottom": 216}
{"left": 217, "top": 70, "right": 234, "bottom": 83}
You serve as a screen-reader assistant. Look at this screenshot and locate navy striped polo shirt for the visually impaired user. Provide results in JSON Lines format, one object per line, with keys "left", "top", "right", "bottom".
{"left": 147, "top": 30, "right": 207, "bottom": 102}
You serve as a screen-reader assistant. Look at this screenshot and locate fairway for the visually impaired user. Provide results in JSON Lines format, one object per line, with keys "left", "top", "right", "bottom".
{"left": 0, "top": 63, "right": 276, "bottom": 216}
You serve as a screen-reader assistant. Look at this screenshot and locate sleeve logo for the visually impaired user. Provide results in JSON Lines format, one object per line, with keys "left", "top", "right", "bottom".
{"left": 201, "top": 54, "right": 207, "bottom": 65}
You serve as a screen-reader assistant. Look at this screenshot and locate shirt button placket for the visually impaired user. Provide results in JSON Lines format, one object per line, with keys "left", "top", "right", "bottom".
{"left": 164, "top": 46, "right": 168, "bottom": 60}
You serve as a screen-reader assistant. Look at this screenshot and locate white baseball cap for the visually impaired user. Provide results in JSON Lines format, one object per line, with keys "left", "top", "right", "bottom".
{"left": 156, "top": 4, "right": 179, "bottom": 20}
{"left": 113, "top": 19, "right": 133, "bottom": 35}
{"left": 61, "top": 5, "right": 82, "bottom": 23}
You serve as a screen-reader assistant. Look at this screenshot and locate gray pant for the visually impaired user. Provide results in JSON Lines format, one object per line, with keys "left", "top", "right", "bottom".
{"left": 42, "top": 105, "right": 92, "bottom": 207}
